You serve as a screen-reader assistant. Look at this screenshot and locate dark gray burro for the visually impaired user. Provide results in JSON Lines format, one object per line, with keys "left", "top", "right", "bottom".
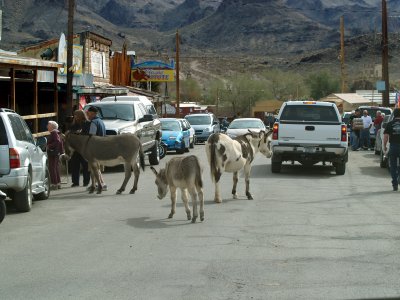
{"left": 64, "top": 133, "right": 145, "bottom": 194}
{"left": 151, "top": 155, "right": 204, "bottom": 223}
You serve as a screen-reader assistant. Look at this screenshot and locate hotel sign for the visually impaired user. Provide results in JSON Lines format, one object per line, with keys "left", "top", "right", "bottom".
{"left": 131, "top": 60, "right": 175, "bottom": 82}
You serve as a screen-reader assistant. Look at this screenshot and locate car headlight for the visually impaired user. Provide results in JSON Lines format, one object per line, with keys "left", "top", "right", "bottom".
{"left": 204, "top": 127, "right": 211, "bottom": 132}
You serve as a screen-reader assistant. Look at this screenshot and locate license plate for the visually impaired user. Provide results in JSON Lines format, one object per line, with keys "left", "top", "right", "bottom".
{"left": 304, "top": 147, "right": 316, "bottom": 153}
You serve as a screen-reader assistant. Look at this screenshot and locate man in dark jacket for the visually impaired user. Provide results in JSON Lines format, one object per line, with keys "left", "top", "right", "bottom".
{"left": 383, "top": 108, "right": 400, "bottom": 191}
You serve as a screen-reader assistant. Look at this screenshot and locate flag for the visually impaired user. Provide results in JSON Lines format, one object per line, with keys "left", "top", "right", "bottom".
{"left": 396, "top": 91, "right": 400, "bottom": 108}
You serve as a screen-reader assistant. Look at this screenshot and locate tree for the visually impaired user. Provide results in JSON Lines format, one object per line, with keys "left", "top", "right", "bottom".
{"left": 305, "top": 71, "right": 339, "bottom": 100}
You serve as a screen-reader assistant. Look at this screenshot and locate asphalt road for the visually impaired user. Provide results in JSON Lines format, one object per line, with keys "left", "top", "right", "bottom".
{"left": 1, "top": 146, "right": 399, "bottom": 300}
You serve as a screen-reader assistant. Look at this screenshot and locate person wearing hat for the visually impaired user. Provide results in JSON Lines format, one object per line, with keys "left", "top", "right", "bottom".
{"left": 86, "top": 105, "right": 107, "bottom": 191}
{"left": 86, "top": 106, "right": 106, "bottom": 136}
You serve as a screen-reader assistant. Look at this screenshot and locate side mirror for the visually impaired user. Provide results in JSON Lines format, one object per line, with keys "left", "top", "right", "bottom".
{"left": 213, "top": 121, "right": 219, "bottom": 125}
{"left": 139, "top": 114, "right": 154, "bottom": 123}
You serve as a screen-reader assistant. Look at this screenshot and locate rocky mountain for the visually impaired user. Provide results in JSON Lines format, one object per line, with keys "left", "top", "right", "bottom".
{"left": 0, "top": 0, "right": 397, "bottom": 58}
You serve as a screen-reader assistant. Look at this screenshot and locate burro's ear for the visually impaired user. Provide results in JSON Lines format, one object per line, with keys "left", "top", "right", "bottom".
{"left": 150, "top": 166, "right": 158, "bottom": 176}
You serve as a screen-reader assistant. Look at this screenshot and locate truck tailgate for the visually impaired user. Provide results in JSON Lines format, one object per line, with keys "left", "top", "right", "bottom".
{"left": 278, "top": 122, "right": 342, "bottom": 145}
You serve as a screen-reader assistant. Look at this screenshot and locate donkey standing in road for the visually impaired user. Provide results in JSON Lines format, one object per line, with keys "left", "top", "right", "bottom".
{"left": 206, "top": 130, "right": 272, "bottom": 203}
{"left": 151, "top": 155, "right": 204, "bottom": 223}
{"left": 63, "top": 133, "right": 145, "bottom": 194}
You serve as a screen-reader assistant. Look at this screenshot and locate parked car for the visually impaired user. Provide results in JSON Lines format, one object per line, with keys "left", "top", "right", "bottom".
{"left": 184, "top": 113, "right": 220, "bottom": 143}
{"left": 84, "top": 99, "right": 162, "bottom": 165}
{"left": 179, "top": 118, "right": 196, "bottom": 148}
{"left": 0, "top": 108, "right": 50, "bottom": 212}
{"left": 0, "top": 190, "right": 6, "bottom": 223}
{"left": 160, "top": 118, "right": 190, "bottom": 154}
{"left": 357, "top": 105, "right": 392, "bottom": 146}
{"left": 225, "top": 118, "right": 266, "bottom": 139}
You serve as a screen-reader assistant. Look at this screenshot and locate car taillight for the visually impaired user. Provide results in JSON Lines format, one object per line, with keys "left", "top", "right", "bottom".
{"left": 272, "top": 123, "right": 279, "bottom": 140}
{"left": 341, "top": 124, "right": 347, "bottom": 142}
{"left": 9, "top": 148, "right": 20, "bottom": 168}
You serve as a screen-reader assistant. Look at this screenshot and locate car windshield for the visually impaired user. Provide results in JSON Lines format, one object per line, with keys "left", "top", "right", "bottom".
{"left": 229, "top": 120, "right": 264, "bottom": 129}
{"left": 161, "top": 120, "right": 181, "bottom": 131}
{"left": 185, "top": 115, "right": 211, "bottom": 125}
{"left": 87, "top": 104, "right": 135, "bottom": 121}
{"left": 280, "top": 105, "right": 339, "bottom": 122}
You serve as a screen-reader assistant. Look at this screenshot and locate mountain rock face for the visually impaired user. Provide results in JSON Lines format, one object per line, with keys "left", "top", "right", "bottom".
{"left": 0, "top": 0, "right": 391, "bottom": 57}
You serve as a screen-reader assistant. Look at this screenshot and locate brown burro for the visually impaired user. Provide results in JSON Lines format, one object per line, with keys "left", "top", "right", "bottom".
{"left": 151, "top": 155, "right": 204, "bottom": 223}
{"left": 63, "top": 132, "right": 145, "bottom": 194}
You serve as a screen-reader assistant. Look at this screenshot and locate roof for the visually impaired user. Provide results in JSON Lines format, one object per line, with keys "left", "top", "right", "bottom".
{"left": 0, "top": 52, "right": 62, "bottom": 69}
{"left": 320, "top": 93, "right": 370, "bottom": 105}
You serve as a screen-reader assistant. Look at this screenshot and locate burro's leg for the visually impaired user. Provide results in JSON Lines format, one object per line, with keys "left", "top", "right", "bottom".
{"left": 130, "top": 159, "right": 140, "bottom": 194}
{"left": 244, "top": 163, "right": 253, "bottom": 200}
{"left": 232, "top": 171, "right": 239, "bottom": 199}
{"left": 188, "top": 187, "right": 197, "bottom": 223}
{"left": 181, "top": 188, "right": 191, "bottom": 220}
{"left": 89, "top": 163, "right": 101, "bottom": 194}
{"left": 168, "top": 186, "right": 177, "bottom": 219}
{"left": 214, "top": 181, "right": 222, "bottom": 203}
{"left": 117, "top": 162, "right": 132, "bottom": 194}
{"left": 197, "top": 185, "right": 204, "bottom": 221}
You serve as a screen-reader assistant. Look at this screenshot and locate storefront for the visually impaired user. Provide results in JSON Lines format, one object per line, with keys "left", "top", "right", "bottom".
{"left": 0, "top": 52, "right": 62, "bottom": 136}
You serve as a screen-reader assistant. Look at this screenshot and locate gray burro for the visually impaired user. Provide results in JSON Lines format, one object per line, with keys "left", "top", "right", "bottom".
{"left": 270, "top": 100, "right": 349, "bottom": 175}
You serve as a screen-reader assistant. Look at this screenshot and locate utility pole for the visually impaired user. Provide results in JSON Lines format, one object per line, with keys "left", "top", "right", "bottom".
{"left": 340, "top": 16, "right": 347, "bottom": 93}
{"left": 382, "top": 0, "right": 390, "bottom": 107}
{"left": 66, "top": 0, "right": 75, "bottom": 117}
{"left": 175, "top": 29, "right": 180, "bottom": 118}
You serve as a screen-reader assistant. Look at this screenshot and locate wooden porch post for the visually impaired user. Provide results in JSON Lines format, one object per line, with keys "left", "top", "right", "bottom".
{"left": 10, "top": 68, "right": 15, "bottom": 111}
{"left": 33, "top": 69, "right": 38, "bottom": 133}
{"left": 54, "top": 69, "right": 58, "bottom": 122}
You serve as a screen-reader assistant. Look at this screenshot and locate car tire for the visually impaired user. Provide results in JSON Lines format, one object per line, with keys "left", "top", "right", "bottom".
{"left": 335, "top": 162, "right": 346, "bottom": 175}
{"left": 271, "top": 161, "right": 282, "bottom": 173}
{"left": 190, "top": 137, "right": 194, "bottom": 149}
{"left": 34, "top": 167, "right": 51, "bottom": 201}
{"left": 159, "top": 143, "right": 167, "bottom": 159}
{"left": 148, "top": 140, "right": 160, "bottom": 165}
{"left": 13, "top": 172, "right": 33, "bottom": 212}
{"left": 0, "top": 199, "right": 6, "bottom": 224}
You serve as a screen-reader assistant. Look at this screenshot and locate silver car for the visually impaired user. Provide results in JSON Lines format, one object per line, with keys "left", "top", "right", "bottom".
{"left": 0, "top": 109, "right": 50, "bottom": 212}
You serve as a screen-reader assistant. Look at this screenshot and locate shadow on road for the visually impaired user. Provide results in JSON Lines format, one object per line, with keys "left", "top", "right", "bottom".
{"left": 125, "top": 216, "right": 193, "bottom": 229}
{"left": 251, "top": 164, "right": 336, "bottom": 178}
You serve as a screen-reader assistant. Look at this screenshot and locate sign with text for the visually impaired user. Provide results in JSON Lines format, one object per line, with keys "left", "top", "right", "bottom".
{"left": 91, "top": 50, "right": 106, "bottom": 78}
{"left": 131, "top": 60, "right": 175, "bottom": 82}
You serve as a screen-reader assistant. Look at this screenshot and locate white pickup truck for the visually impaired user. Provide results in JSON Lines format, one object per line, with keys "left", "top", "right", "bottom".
{"left": 270, "top": 101, "right": 348, "bottom": 175}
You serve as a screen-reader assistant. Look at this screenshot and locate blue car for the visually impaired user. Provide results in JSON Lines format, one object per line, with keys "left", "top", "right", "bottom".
{"left": 160, "top": 118, "right": 190, "bottom": 154}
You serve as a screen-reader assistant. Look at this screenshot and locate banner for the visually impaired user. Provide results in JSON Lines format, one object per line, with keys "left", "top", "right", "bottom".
{"left": 131, "top": 69, "right": 174, "bottom": 82}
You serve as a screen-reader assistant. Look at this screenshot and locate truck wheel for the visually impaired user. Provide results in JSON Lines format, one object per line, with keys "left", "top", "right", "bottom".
{"left": 271, "top": 161, "right": 282, "bottom": 173}
{"left": 34, "top": 167, "right": 51, "bottom": 200}
{"left": 335, "top": 162, "right": 346, "bottom": 175}
{"left": 148, "top": 141, "right": 160, "bottom": 165}
{"left": 159, "top": 143, "right": 167, "bottom": 159}
{"left": 0, "top": 199, "right": 5, "bottom": 224}
{"left": 13, "top": 173, "right": 33, "bottom": 212}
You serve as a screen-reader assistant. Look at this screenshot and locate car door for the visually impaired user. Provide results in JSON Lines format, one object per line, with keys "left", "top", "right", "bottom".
{"left": 0, "top": 116, "right": 10, "bottom": 175}
{"left": 180, "top": 120, "right": 190, "bottom": 147}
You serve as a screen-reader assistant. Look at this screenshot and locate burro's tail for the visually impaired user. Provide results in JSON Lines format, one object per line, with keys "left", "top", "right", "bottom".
{"left": 139, "top": 143, "right": 145, "bottom": 171}
{"left": 207, "top": 133, "right": 222, "bottom": 183}
{"left": 194, "top": 156, "right": 203, "bottom": 188}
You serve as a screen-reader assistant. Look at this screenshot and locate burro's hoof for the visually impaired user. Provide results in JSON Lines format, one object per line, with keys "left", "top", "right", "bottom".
{"left": 88, "top": 186, "right": 95, "bottom": 194}
{"left": 116, "top": 190, "right": 123, "bottom": 195}
{"left": 191, "top": 216, "right": 197, "bottom": 223}
{"left": 129, "top": 188, "right": 136, "bottom": 194}
{"left": 214, "top": 199, "right": 222, "bottom": 203}
{"left": 246, "top": 193, "right": 253, "bottom": 200}
{"left": 168, "top": 213, "right": 174, "bottom": 219}
{"left": 186, "top": 212, "right": 191, "bottom": 220}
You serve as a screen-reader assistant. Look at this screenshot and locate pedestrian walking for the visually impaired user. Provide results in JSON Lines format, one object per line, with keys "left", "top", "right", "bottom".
{"left": 86, "top": 106, "right": 108, "bottom": 191}
{"left": 383, "top": 108, "right": 400, "bottom": 191}
{"left": 69, "top": 110, "right": 91, "bottom": 187}
{"left": 46, "top": 121, "right": 64, "bottom": 190}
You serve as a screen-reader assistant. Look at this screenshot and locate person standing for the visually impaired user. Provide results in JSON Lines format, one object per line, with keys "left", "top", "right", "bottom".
{"left": 47, "top": 121, "right": 64, "bottom": 190}
{"left": 69, "top": 110, "right": 91, "bottom": 187}
{"left": 349, "top": 109, "right": 362, "bottom": 150}
{"left": 360, "top": 110, "right": 373, "bottom": 150}
{"left": 86, "top": 106, "right": 107, "bottom": 190}
{"left": 383, "top": 108, "right": 400, "bottom": 191}
{"left": 374, "top": 110, "right": 384, "bottom": 134}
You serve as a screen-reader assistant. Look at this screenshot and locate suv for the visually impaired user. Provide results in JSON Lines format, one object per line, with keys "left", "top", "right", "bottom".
{"left": 271, "top": 101, "right": 348, "bottom": 174}
{"left": 0, "top": 108, "right": 50, "bottom": 212}
{"left": 84, "top": 98, "right": 162, "bottom": 165}
{"left": 184, "top": 113, "right": 220, "bottom": 143}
